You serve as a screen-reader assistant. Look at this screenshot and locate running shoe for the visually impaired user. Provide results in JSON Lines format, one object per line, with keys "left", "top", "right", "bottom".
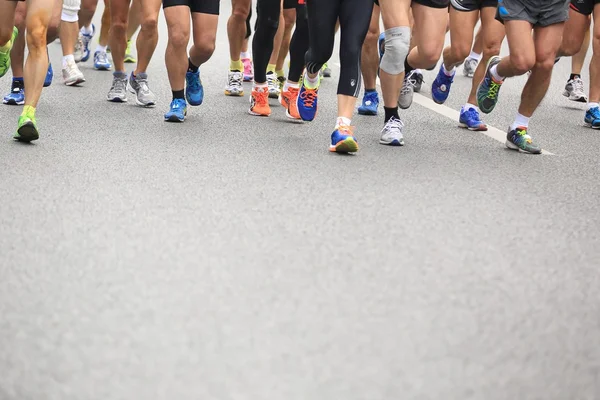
{"left": 297, "top": 78, "right": 319, "bottom": 121}
{"left": 80, "top": 24, "right": 95, "bottom": 62}
{"left": 0, "top": 27, "right": 18, "bottom": 78}
{"left": 62, "top": 59, "right": 85, "bottom": 86}
{"left": 15, "top": 112, "right": 39, "bottom": 142}
{"left": 357, "top": 90, "right": 379, "bottom": 116}
{"left": 330, "top": 125, "right": 358, "bottom": 153}
{"left": 249, "top": 86, "right": 271, "bottom": 116}
{"left": 398, "top": 70, "right": 418, "bottom": 109}
{"left": 44, "top": 62, "right": 53, "bottom": 87}
{"left": 124, "top": 40, "right": 136, "bottom": 63}
{"left": 277, "top": 74, "right": 285, "bottom": 93}
{"left": 413, "top": 70, "right": 424, "bottom": 93}
{"left": 3, "top": 78, "right": 24, "bottom": 105}
{"left": 476, "top": 55, "right": 503, "bottom": 114}
{"left": 74, "top": 35, "right": 84, "bottom": 62}
{"left": 584, "top": 106, "right": 600, "bottom": 129}
{"left": 431, "top": 65, "right": 455, "bottom": 104}
{"left": 506, "top": 126, "right": 542, "bottom": 154}
{"left": 107, "top": 72, "right": 128, "bottom": 102}
{"left": 379, "top": 116, "right": 404, "bottom": 146}
{"left": 128, "top": 72, "right": 157, "bottom": 107}
{"left": 320, "top": 63, "right": 331, "bottom": 78}
{"left": 225, "top": 70, "right": 244, "bottom": 96}
{"left": 242, "top": 58, "right": 253, "bottom": 82}
{"left": 279, "top": 86, "right": 301, "bottom": 120}
{"left": 266, "top": 71, "right": 280, "bottom": 99}
{"left": 462, "top": 57, "right": 478, "bottom": 78}
{"left": 164, "top": 98, "right": 187, "bottom": 122}
{"left": 94, "top": 51, "right": 112, "bottom": 70}
{"left": 186, "top": 70, "right": 204, "bottom": 106}
{"left": 459, "top": 107, "right": 487, "bottom": 131}
{"left": 563, "top": 77, "right": 587, "bottom": 103}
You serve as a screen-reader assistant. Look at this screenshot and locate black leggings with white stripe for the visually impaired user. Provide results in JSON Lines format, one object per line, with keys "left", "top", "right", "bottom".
{"left": 304, "top": 0, "right": 373, "bottom": 97}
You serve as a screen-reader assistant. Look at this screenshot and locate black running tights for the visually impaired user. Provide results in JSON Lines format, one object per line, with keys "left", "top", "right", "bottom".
{"left": 288, "top": 4, "right": 308, "bottom": 83}
{"left": 252, "top": 0, "right": 281, "bottom": 84}
{"left": 305, "top": 0, "right": 373, "bottom": 96}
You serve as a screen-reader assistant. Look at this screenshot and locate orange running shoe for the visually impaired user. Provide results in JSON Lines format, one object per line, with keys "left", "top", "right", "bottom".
{"left": 279, "top": 86, "right": 301, "bottom": 120}
{"left": 249, "top": 86, "right": 271, "bottom": 116}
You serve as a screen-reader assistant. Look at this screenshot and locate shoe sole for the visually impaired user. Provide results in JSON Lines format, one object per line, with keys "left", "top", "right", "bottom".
{"left": 127, "top": 83, "right": 156, "bottom": 107}
{"left": 505, "top": 140, "right": 541, "bottom": 154}
{"left": 459, "top": 122, "right": 488, "bottom": 131}
{"left": 330, "top": 138, "right": 359, "bottom": 153}
{"left": 243, "top": 76, "right": 253, "bottom": 82}
{"left": 15, "top": 122, "right": 39, "bottom": 142}
{"left": 124, "top": 59, "right": 136, "bottom": 63}
{"left": 107, "top": 96, "right": 127, "bottom": 102}
{"left": 379, "top": 138, "right": 404, "bottom": 146}
{"left": 65, "top": 77, "right": 86, "bottom": 86}
{"left": 248, "top": 109, "right": 270, "bottom": 117}
{"left": 3, "top": 99, "right": 24, "bottom": 105}
{"left": 225, "top": 90, "right": 244, "bottom": 97}
{"left": 165, "top": 115, "right": 185, "bottom": 122}
{"left": 563, "top": 90, "right": 587, "bottom": 103}
{"left": 584, "top": 122, "right": 600, "bottom": 129}
{"left": 357, "top": 109, "right": 377, "bottom": 116}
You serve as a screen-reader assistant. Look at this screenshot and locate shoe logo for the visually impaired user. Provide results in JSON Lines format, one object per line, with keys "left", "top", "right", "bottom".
{"left": 350, "top": 79, "right": 356, "bottom": 87}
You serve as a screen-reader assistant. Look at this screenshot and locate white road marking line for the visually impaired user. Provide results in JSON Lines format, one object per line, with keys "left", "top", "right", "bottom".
{"left": 332, "top": 62, "right": 554, "bottom": 155}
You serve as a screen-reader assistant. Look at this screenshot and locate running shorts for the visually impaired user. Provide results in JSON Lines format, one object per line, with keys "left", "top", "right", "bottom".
{"left": 374, "top": 0, "right": 450, "bottom": 8}
{"left": 450, "top": 0, "right": 497, "bottom": 11}
{"left": 570, "top": 0, "right": 600, "bottom": 15}
{"left": 496, "top": 0, "right": 569, "bottom": 26}
{"left": 162, "top": 0, "right": 220, "bottom": 14}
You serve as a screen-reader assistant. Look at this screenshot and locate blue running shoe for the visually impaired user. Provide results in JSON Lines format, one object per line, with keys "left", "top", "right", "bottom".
{"left": 330, "top": 126, "right": 359, "bottom": 153}
{"left": 94, "top": 51, "right": 112, "bottom": 70}
{"left": 164, "top": 98, "right": 187, "bottom": 122}
{"left": 297, "top": 78, "right": 319, "bottom": 121}
{"left": 80, "top": 24, "right": 95, "bottom": 62}
{"left": 3, "top": 78, "right": 24, "bottom": 105}
{"left": 459, "top": 107, "right": 487, "bottom": 131}
{"left": 584, "top": 106, "right": 600, "bottom": 129}
{"left": 185, "top": 70, "right": 204, "bottom": 106}
{"left": 358, "top": 90, "right": 379, "bottom": 115}
{"left": 44, "top": 62, "right": 53, "bottom": 87}
{"left": 431, "top": 64, "right": 454, "bottom": 104}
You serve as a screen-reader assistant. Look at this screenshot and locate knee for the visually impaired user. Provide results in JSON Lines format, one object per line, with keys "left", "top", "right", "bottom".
{"left": 365, "top": 28, "right": 379, "bottom": 45}
{"left": 47, "top": 16, "right": 61, "bottom": 42}
{"left": 511, "top": 53, "right": 535, "bottom": 75}
{"left": 452, "top": 42, "right": 471, "bottom": 62}
{"left": 111, "top": 18, "right": 127, "bottom": 34}
{"left": 195, "top": 35, "right": 216, "bottom": 56}
{"left": 141, "top": 16, "right": 158, "bottom": 32}
{"left": 169, "top": 29, "right": 189, "bottom": 49}
{"left": 560, "top": 36, "right": 582, "bottom": 56}
{"left": 0, "top": 26, "right": 13, "bottom": 44}
{"left": 232, "top": 3, "right": 251, "bottom": 21}
{"left": 380, "top": 27, "right": 410, "bottom": 74}
{"left": 420, "top": 45, "right": 443, "bottom": 68}
{"left": 533, "top": 54, "right": 557, "bottom": 72}
{"left": 283, "top": 11, "right": 295, "bottom": 27}
{"left": 482, "top": 41, "right": 501, "bottom": 58}
{"left": 26, "top": 23, "right": 47, "bottom": 50}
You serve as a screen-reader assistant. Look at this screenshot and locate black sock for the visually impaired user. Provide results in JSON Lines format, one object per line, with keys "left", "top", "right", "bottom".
{"left": 384, "top": 106, "right": 399, "bottom": 123}
{"left": 404, "top": 57, "right": 414, "bottom": 76}
{"left": 569, "top": 73, "right": 581, "bottom": 82}
{"left": 188, "top": 58, "right": 199, "bottom": 73}
{"left": 172, "top": 90, "right": 184, "bottom": 101}
{"left": 365, "top": 88, "right": 376, "bottom": 93}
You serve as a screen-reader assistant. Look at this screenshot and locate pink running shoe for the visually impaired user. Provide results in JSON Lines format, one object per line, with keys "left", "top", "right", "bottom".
{"left": 242, "top": 58, "right": 253, "bottom": 82}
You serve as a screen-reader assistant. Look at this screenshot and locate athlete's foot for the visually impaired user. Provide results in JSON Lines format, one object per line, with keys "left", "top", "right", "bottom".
{"left": 186, "top": 70, "right": 204, "bottom": 106}
{"left": 94, "top": 51, "right": 112, "bottom": 70}
{"left": 225, "top": 70, "right": 244, "bottom": 96}
{"left": 413, "top": 70, "right": 424, "bottom": 93}
{"left": 242, "top": 58, "right": 253, "bottom": 82}
{"left": 124, "top": 40, "right": 136, "bottom": 63}
{"left": 563, "top": 77, "right": 587, "bottom": 103}
{"left": 279, "top": 86, "right": 301, "bottom": 120}
{"left": 398, "top": 70, "right": 417, "bottom": 110}
{"left": 79, "top": 24, "right": 95, "bottom": 62}
{"left": 330, "top": 125, "right": 358, "bottom": 153}
{"left": 431, "top": 65, "right": 455, "bottom": 104}
{"left": 476, "top": 55, "right": 503, "bottom": 114}
{"left": 357, "top": 91, "right": 379, "bottom": 116}
{"left": 266, "top": 72, "right": 280, "bottom": 99}
{"left": 506, "top": 126, "right": 542, "bottom": 154}
{"left": 44, "top": 63, "right": 53, "bottom": 87}
{"left": 14, "top": 110, "right": 39, "bottom": 142}
{"left": 107, "top": 71, "right": 128, "bottom": 102}
{"left": 462, "top": 57, "right": 478, "bottom": 78}
{"left": 249, "top": 86, "right": 271, "bottom": 116}
{"left": 379, "top": 116, "right": 404, "bottom": 146}
{"left": 164, "top": 98, "right": 187, "bottom": 122}
{"left": 0, "top": 27, "right": 18, "bottom": 78}
{"left": 128, "top": 72, "right": 157, "bottom": 107}
{"left": 62, "top": 59, "right": 85, "bottom": 86}
{"left": 459, "top": 107, "right": 487, "bottom": 131}
{"left": 584, "top": 106, "right": 600, "bottom": 129}
{"left": 3, "top": 78, "right": 24, "bottom": 105}
{"left": 320, "top": 63, "right": 332, "bottom": 78}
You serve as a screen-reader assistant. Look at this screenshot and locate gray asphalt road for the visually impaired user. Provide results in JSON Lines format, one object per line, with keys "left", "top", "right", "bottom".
{"left": 1, "top": 4, "right": 600, "bottom": 399}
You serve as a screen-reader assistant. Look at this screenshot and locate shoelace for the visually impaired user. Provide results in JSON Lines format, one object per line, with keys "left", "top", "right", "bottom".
{"left": 229, "top": 72, "right": 243, "bottom": 88}
{"left": 572, "top": 78, "right": 585, "bottom": 94}
{"left": 515, "top": 128, "right": 532, "bottom": 144}
{"left": 465, "top": 108, "right": 479, "bottom": 121}
{"left": 188, "top": 75, "right": 200, "bottom": 91}
{"left": 383, "top": 117, "right": 404, "bottom": 135}
{"left": 97, "top": 52, "right": 108, "bottom": 64}
{"left": 337, "top": 125, "right": 354, "bottom": 136}
{"left": 267, "top": 73, "right": 278, "bottom": 89}
{"left": 136, "top": 78, "right": 151, "bottom": 94}
{"left": 401, "top": 71, "right": 417, "bottom": 95}
{"left": 112, "top": 77, "right": 127, "bottom": 92}
{"left": 253, "top": 89, "right": 269, "bottom": 106}
{"left": 300, "top": 88, "right": 317, "bottom": 107}
{"left": 486, "top": 81, "right": 501, "bottom": 100}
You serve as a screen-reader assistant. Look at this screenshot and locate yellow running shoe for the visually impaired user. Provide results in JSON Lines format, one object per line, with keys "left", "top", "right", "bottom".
{"left": 124, "top": 40, "right": 136, "bottom": 63}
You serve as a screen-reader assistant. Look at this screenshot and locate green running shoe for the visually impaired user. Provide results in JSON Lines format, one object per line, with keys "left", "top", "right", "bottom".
{"left": 476, "top": 55, "right": 504, "bottom": 114}
{"left": 124, "top": 40, "right": 136, "bottom": 63}
{"left": 15, "top": 112, "right": 39, "bottom": 142}
{"left": 506, "top": 126, "right": 541, "bottom": 154}
{"left": 0, "top": 27, "right": 18, "bottom": 78}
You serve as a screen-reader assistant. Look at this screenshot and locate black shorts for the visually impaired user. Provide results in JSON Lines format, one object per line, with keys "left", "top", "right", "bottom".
{"left": 451, "top": 0, "right": 497, "bottom": 11}
{"left": 570, "top": 0, "right": 600, "bottom": 15}
{"left": 163, "top": 0, "right": 220, "bottom": 14}
{"left": 413, "top": 0, "right": 450, "bottom": 8}
{"left": 284, "top": 0, "right": 300, "bottom": 9}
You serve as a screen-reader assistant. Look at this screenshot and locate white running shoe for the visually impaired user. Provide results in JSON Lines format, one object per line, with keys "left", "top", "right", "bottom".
{"left": 62, "top": 59, "right": 85, "bottom": 86}
{"left": 563, "top": 77, "right": 588, "bottom": 103}
{"left": 225, "top": 70, "right": 244, "bottom": 96}
{"left": 462, "top": 57, "right": 478, "bottom": 78}
{"left": 379, "top": 116, "right": 405, "bottom": 146}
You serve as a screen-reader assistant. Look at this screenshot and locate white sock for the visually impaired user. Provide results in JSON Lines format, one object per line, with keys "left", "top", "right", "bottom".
{"left": 463, "top": 103, "right": 478, "bottom": 112}
{"left": 240, "top": 51, "right": 250, "bottom": 59}
{"left": 283, "top": 81, "right": 298, "bottom": 91}
{"left": 510, "top": 113, "right": 530, "bottom": 130}
{"left": 254, "top": 82, "right": 268, "bottom": 89}
{"left": 95, "top": 45, "right": 107, "bottom": 53}
{"left": 335, "top": 116, "right": 351, "bottom": 129}
{"left": 81, "top": 25, "right": 93, "bottom": 35}
{"left": 442, "top": 63, "right": 455, "bottom": 76}
{"left": 468, "top": 51, "right": 482, "bottom": 62}
{"left": 587, "top": 102, "right": 599, "bottom": 110}
{"left": 62, "top": 54, "right": 74, "bottom": 68}
{"left": 490, "top": 65, "right": 504, "bottom": 82}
